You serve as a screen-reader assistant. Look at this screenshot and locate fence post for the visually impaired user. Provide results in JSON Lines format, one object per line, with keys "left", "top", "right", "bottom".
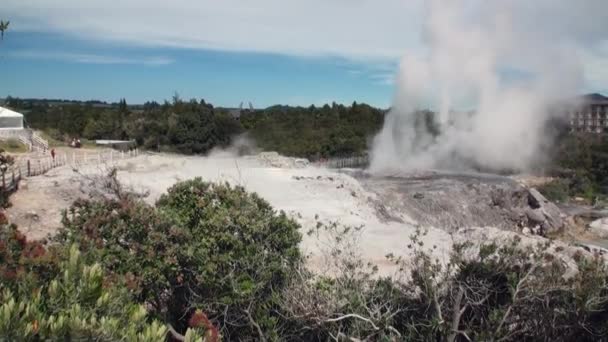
{"left": 98, "top": 153, "right": 102, "bottom": 164}
{"left": 27, "top": 160, "right": 30, "bottom": 177}
{"left": 12, "top": 170, "right": 15, "bottom": 185}
{"left": 110, "top": 151, "right": 113, "bottom": 164}
{"left": 2, "top": 173, "right": 5, "bottom": 189}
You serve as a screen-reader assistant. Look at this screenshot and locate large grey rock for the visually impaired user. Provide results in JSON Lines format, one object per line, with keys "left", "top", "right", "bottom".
{"left": 525, "top": 208, "right": 545, "bottom": 224}
{"left": 588, "top": 218, "right": 608, "bottom": 238}
{"left": 528, "top": 188, "right": 564, "bottom": 233}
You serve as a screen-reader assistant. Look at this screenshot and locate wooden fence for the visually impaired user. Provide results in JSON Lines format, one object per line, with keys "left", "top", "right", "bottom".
{"left": 1, "top": 167, "right": 22, "bottom": 195}
{"left": 321, "top": 155, "right": 370, "bottom": 169}
{"left": 14, "top": 148, "right": 141, "bottom": 178}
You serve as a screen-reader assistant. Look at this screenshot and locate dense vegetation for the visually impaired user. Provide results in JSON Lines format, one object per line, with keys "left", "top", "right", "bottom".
{"left": 5, "top": 97, "right": 386, "bottom": 159}
{"left": 0, "top": 220, "right": 209, "bottom": 341}
{"left": 56, "top": 177, "right": 301, "bottom": 340}
{"left": 7, "top": 96, "right": 244, "bottom": 155}
{"left": 240, "top": 103, "right": 385, "bottom": 159}
{"left": 1, "top": 167, "right": 608, "bottom": 340}
{"left": 540, "top": 133, "right": 608, "bottom": 202}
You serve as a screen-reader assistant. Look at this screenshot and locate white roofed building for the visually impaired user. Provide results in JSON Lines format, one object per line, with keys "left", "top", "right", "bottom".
{"left": 0, "top": 106, "right": 24, "bottom": 130}
{"left": 0, "top": 106, "right": 48, "bottom": 152}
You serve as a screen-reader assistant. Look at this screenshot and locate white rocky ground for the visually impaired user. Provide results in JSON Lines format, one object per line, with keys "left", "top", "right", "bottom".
{"left": 7, "top": 151, "right": 601, "bottom": 276}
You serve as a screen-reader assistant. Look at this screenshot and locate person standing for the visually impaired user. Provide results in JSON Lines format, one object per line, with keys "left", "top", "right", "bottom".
{"left": 50, "top": 148, "right": 56, "bottom": 164}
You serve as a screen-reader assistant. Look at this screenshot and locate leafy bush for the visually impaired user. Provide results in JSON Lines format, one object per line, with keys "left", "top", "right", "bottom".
{"left": 0, "top": 222, "right": 59, "bottom": 291}
{"left": 277, "top": 226, "right": 608, "bottom": 341}
{"left": 0, "top": 223, "right": 208, "bottom": 341}
{"left": 537, "top": 179, "right": 571, "bottom": 202}
{"left": 156, "top": 179, "right": 302, "bottom": 338}
{"left": 0, "top": 245, "right": 170, "bottom": 341}
{"left": 58, "top": 178, "right": 302, "bottom": 340}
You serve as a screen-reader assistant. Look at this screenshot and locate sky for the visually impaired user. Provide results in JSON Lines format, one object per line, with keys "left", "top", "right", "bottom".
{"left": 1, "top": 0, "right": 608, "bottom": 108}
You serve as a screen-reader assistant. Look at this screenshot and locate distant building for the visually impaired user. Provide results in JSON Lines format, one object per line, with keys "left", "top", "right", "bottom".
{"left": 0, "top": 106, "right": 24, "bottom": 129}
{"left": 568, "top": 93, "right": 608, "bottom": 133}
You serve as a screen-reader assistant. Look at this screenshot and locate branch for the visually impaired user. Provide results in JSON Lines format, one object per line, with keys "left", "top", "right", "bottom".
{"left": 494, "top": 264, "right": 537, "bottom": 340}
{"left": 447, "top": 286, "right": 466, "bottom": 342}
{"left": 325, "top": 314, "right": 380, "bottom": 331}
{"left": 245, "top": 309, "right": 267, "bottom": 342}
{"left": 433, "top": 291, "right": 444, "bottom": 324}
{"left": 167, "top": 324, "right": 185, "bottom": 342}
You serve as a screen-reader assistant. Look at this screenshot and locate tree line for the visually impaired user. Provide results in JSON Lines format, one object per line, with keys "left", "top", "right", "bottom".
{"left": 6, "top": 96, "right": 386, "bottom": 158}
{"left": 240, "top": 102, "right": 386, "bottom": 159}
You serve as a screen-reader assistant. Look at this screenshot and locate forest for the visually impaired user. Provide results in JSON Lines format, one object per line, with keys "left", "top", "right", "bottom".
{"left": 5, "top": 96, "right": 386, "bottom": 159}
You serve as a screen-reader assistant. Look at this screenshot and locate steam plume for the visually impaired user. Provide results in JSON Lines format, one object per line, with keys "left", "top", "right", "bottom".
{"left": 370, "top": 0, "right": 588, "bottom": 173}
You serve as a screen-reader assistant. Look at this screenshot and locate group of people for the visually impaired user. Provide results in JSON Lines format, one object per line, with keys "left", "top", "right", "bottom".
{"left": 70, "top": 138, "right": 81, "bottom": 148}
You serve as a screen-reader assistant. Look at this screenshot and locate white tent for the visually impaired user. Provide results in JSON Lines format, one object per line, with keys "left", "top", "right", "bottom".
{"left": 0, "top": 106, "right": 24, "bottom": 129}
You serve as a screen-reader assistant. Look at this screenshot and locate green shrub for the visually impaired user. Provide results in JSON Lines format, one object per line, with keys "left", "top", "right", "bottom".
{"left": 538, "top": 179, "right": 571, "bottom": 202}
{"left": 277, "top": 226, "right": 608, "bottom": 341}
{"left": 0, "top": 245, "right": 170, "bottom": 341}
{"left": 156, "top": 179, "right": 302, "bottom": 339}
{"left": 58, "top": 178, "right": 302, "bottom": 340}
{"left": 0, "top": 223, "right": 208, "bottom": 341}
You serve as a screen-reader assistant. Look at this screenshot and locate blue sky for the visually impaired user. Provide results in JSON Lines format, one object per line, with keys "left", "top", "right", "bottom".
{"left": 0, "top": 31, "right": 398, "bottom": 108}
{"left": 1, "top": 0, "right": 608, "bottom": 108}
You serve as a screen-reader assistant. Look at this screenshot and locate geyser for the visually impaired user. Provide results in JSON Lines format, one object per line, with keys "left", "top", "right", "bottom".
{"left": 370, "top": 0, "right": 588, "bottom": 173}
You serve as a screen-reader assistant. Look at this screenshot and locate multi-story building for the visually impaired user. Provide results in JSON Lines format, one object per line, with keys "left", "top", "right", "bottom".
{"left": 568, "top": 93, "right": 608, "bottom": 133}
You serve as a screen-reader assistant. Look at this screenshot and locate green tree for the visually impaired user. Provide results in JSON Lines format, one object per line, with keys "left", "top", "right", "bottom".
{"left": 0, "top": 20, "right": 8, "bottom": 41}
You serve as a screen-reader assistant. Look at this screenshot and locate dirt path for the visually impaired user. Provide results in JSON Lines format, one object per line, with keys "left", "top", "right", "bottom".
{"left": 7, "top": 168, "right": 80, "bottom": 240}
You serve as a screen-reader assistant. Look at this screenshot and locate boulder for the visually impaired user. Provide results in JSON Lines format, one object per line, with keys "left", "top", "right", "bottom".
{"left": 525, "top": 208, "right": 545, "bottom": 224}
{"left": 588, "top": 218, "right": 608, "bottom": 239}
{"left": 528, "top": 188, "right": 564, "bottom": 233}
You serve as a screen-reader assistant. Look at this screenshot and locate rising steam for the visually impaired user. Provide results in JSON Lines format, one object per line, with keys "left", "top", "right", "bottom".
{"left": 370, "top": 0, "right": 586, "bottom": 173}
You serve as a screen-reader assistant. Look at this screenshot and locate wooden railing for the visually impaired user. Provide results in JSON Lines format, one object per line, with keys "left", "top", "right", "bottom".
{"left": 31, "top": 131, "right": 49, "bottom": 151}
{"left": 1, "top": 167, "right": 21, "bottom": 194}
{"left": 317, "top": 155, "right": 370, "bottom": 169}
{"left": 15, "top": 148, "right": 141, "bottom": 177}
{"left": 0, "top": 129, "right": 49, "bottom": 152}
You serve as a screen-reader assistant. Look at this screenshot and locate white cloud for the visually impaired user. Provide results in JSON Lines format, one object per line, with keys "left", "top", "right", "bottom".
{"left": 3, "top": 0, "right": 424, "bottom": 61}
{"left": 370, "top": 73, "right": 395, "bottom": 86}
{"left": 9, "top": 50, "right": 174, "bottom": 65}
{"left": 582, "top": 41, "right": 608, "bottom": 93}
{"left": 3, "top": 0, "right": 608, "bottom": 92}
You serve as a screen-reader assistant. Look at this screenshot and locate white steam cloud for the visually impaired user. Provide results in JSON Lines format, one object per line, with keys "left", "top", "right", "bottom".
{"left": 370, "top": 0, "right": 595, "bottom": 173}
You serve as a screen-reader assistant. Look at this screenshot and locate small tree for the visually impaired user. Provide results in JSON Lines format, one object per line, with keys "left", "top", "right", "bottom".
{"left": 0, "top": 20, "right": 8, "bottom": 41}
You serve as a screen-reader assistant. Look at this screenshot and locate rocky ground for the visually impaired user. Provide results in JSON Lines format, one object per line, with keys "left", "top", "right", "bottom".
{"left": 8, "top": 150, "right": 608, "bottom": 275}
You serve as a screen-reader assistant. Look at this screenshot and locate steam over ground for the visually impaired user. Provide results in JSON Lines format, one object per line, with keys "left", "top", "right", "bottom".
{"left": 371, "top": 0, "right": 607, "bottom": 173}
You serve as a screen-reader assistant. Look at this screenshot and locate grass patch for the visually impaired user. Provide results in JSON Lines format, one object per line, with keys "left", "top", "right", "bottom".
{"left": 38, "top": 129, "right": 66, "bottom": 148}
{"left": 0, "top": 138, "right": 29, "bottom": 153}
